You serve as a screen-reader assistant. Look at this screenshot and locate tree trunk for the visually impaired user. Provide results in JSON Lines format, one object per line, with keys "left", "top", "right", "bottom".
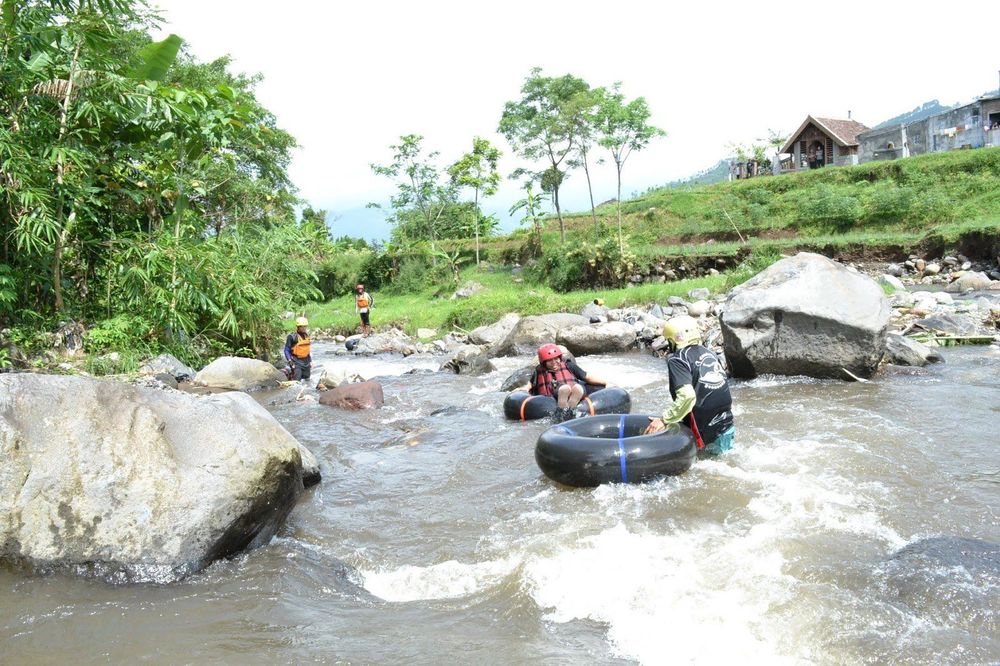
{"left": 554, "top": 186, "right": 564, "bottom": 243}
{"left": 53, "top": 40, "right": 82, "bottom": 313}
{"left": 473, "top": 187, "right": 480, "bottom": 267}
{"left": 582, "top": 149, "right": 598, "bottom": 234}
{"left": 616, "top": 166, "right": 624, "bottom": 254}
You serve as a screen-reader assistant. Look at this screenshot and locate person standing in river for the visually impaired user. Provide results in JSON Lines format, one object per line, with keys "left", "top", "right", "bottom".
{"left": 283, "top": 316, "right": 312, "bottom": 381}
{"left": 355, "top": 283, "right": 374, "bottom": 337}
{"left": 644, "top": 315, "right": 735, "bottom": 454}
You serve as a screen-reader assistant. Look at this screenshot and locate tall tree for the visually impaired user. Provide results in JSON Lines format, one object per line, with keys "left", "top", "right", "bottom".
{"left": 498, "top": 68, "right": 590, "bottom": 243}
{"left": 596, "top": 84, "right": 665, "bottom": 252}
{"left": 565, "top": 89, "right": 602, "bottom": 233}
{"left": 448, "top": 136, "right": 500, "bottom": 266}
{"left": 370, "top": 134, "right": 455, "bottom": 263}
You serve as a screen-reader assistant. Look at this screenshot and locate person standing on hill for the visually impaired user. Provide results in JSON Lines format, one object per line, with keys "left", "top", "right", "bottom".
{"left": 283, "top": 316, "right": 312, "bottom": 381}
{"left": 644, "top": 315, "right": 735, "bottom": 454}
{"left": 355, "top": 283, "right": 374, "bottom": 337}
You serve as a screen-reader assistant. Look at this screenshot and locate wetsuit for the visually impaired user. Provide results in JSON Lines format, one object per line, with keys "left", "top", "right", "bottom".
{"left": 283, "top": 332, "right": 312, "bottom": 380}
{"left": 666, "top": 344, "right": 734, "bottom": 454}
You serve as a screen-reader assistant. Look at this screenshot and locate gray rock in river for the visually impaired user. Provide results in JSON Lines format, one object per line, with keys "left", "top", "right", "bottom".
{"left": 139, "top": 353, "right": 197, "bottom": 381}
{"left": 880, "top": 536, "right": 1000, "bottom": 635}
{"left": 720, "top": 252, "right": 890, "bottom": 379}
{"left": 0, "top": 374, "right": 309, "bottom": 582}
{"left": 556, "top": 321, "right": 635, "bottom": 356}
{"left": 194, "top": 356, "right": 285, "bottom": 391}
{"left": 884, "top": 333, "right": 944, "bottom": 367}
{"left": 468, "top": 313, "right": 520, "bottom": 347}
{"left": 490, "top": 313, "right": 589, "bottom": 357}
{"left": 439, "top": 344, "right": 496, "bottom": 375}
{"left": 500, "top": 365, "right": 535, "bottom": 392}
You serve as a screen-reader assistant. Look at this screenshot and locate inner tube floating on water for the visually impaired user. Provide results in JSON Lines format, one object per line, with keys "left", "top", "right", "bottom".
{"left": 503, "top": 387, "right": 631, "bottom": 421}
{"left": 535, "top": 414, "right": 696, "bottom": 487}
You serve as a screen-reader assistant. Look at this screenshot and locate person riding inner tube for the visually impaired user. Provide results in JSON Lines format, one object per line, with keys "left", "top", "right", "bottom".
{"left": 503, "top": 385, "right": 631, "bottom": 421}
{"left": 536, "top": 414, "right": 696, "bottom": 487}
{"left": 512, "top": 344, "right": 610, "bottom": 423}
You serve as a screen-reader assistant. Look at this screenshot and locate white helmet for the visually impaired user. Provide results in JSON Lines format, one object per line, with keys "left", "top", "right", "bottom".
{"left": 662, "top": 315, "right": 701, "bottom": 350}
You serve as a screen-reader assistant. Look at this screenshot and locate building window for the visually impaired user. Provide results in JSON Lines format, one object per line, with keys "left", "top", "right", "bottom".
{"left": 887, "top": 142, "right": 895, "bottom": 150}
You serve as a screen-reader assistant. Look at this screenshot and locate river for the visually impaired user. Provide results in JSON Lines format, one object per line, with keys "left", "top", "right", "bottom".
{"left": 2, "top": 343, "right": 998, "bottom": 664}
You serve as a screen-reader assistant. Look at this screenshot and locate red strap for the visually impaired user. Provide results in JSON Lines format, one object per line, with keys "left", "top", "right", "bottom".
{"left": 687, "top": 413, "right": 705, "bottom": 450}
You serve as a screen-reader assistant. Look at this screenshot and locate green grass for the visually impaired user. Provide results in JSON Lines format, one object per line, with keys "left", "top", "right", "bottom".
{"left": 460, "top": 146, "right": 1000, "bottom": 262}
{"left": 299, "top": 265, "right": 730, "bottom": 337}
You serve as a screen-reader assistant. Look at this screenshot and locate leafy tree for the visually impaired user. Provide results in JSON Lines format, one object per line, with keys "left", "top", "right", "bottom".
{"left": 389, "top": 201, "right": 497, "bottom": 244}
{"left": 370, "top": 134, "right": 456, "bottom": 263}
{"left": 448, "top": 136, "right": 500, "bottom": 266}
{"left": 498, "top": 68, "right": 591, "bottom": 243}
{"left": 595, "top": 84, "right": 665, "bottom": 252}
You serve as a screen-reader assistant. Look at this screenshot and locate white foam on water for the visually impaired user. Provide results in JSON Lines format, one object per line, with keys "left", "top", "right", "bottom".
{"left": 313, "top": 354, "right": 441, "bottom": 379}
{"left": 521, "top": 523, "right": 800, "bottom": 665}
{"left": 360, "top": 557, "right": 519, "bottom": 602}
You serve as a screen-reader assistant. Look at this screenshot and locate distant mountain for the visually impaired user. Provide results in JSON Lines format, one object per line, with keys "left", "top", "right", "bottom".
{"left": 661, "top": 159, "right": 731, "bottom": 189}
{"left": 873, "top": 99, "right": 956, "bottom": 129}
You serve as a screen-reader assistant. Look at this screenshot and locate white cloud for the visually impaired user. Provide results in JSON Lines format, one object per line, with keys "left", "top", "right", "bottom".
{"left": 152, "top": 0, "right": 1000, "bottom": 240}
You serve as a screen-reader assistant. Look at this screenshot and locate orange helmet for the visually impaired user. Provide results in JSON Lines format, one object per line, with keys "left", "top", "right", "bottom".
{"left": 537, "top": 343, "right": 562, "bottom": 363}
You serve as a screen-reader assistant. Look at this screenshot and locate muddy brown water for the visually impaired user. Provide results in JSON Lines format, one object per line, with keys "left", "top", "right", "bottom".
{"left": 2, "top": 345, "right": 999, "bottom": 664}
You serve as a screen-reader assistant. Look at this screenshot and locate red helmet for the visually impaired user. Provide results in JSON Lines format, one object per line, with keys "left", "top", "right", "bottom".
{"left": 537, "top": 343, "right": 562, "bottom": 363}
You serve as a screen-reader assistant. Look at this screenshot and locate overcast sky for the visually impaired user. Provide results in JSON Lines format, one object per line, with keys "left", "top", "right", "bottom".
{"left": 152, "top": 0, "right": 1000, "bottom": 241}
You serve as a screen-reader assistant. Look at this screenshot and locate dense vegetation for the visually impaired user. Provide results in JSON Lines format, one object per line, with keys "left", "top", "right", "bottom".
{"left": 0, "top": 0, "right": 328, "bottom": 369}
{"left": 2, "top": 1, "right": 997, "bottom": 372}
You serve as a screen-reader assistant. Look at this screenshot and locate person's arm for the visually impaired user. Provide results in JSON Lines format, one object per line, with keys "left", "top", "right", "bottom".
{"left": 569, "top": 359, "right": 610, "bottom": 388}
{"left": 367, "top": 292, "right": 374, "bottom": 308}
{"left": 645, "top": 355, "right": 696, "bottom": 433}
{"left": 283, "top": 334, "right": 295, "bottom": 362}
{"left": 354, "top": 295, "right": 359, "bottom": 314}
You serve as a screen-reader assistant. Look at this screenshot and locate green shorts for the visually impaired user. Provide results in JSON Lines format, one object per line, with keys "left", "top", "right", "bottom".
{"left": 703, "top": 427, "right": 735, "bottom": 455}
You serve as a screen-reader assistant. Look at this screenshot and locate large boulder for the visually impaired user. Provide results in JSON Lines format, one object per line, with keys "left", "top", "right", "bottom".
{"left": 500, "top": 365, "right": 535, "bottom": 392}
{"left": 0, "top": 374, "right": 307, "bottom": 582}
{"left": 556, "top": 321, "right": 636, "bottom": 356}
{"left": 139, "top": 353, "right": 197, "bottom": 381}
{"left": 318, "top": 380, "right": 384, "bottom": 410}
{"left": 194, "top": 356, "right": 285, "bottom": 391}
{"left": 439, "top": 344, "right": 495, "bottom": 375}
{"left": 720, "top": 253, "right": 890, "bottom": 379}
{"left": 468, "top": 313, "right": 520, "bottom": 347}
{"left": 491, "top": 313, "right": 589, "bottom": 357}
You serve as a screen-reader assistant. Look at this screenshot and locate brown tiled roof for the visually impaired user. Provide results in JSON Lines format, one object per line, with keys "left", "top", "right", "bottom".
{"left": 780, "top": 115, "right": 871, "bottom": 153}
{"left": 813, "top": 117, "right": 870, "bottom": 146}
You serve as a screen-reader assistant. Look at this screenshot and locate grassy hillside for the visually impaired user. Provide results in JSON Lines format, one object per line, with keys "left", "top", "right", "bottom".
{"left": 470, "top": 146, "right": 1000, "bottom": 263}
{"left": 305, "top": 147, "right": 1000, "bottom": 338}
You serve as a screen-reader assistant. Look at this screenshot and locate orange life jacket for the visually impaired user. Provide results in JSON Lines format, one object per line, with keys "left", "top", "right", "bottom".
{"left": 290, "top": 334, "right": 311, "bottom": 359}
{"left": 356, "top": 292, "right": 370, "bottom": 309}
{"left": 533, "top": 362, "right": 576, "bottom": 397}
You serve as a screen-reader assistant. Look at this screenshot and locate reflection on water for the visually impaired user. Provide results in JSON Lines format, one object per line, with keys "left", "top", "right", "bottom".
{"left": 2, "top": 346, "right": 999, "bottom": 664}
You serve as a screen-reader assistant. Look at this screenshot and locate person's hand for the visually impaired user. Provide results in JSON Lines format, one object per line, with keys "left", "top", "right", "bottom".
{"left": 644, "top": 417, "right": 665, "bottom": 435}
